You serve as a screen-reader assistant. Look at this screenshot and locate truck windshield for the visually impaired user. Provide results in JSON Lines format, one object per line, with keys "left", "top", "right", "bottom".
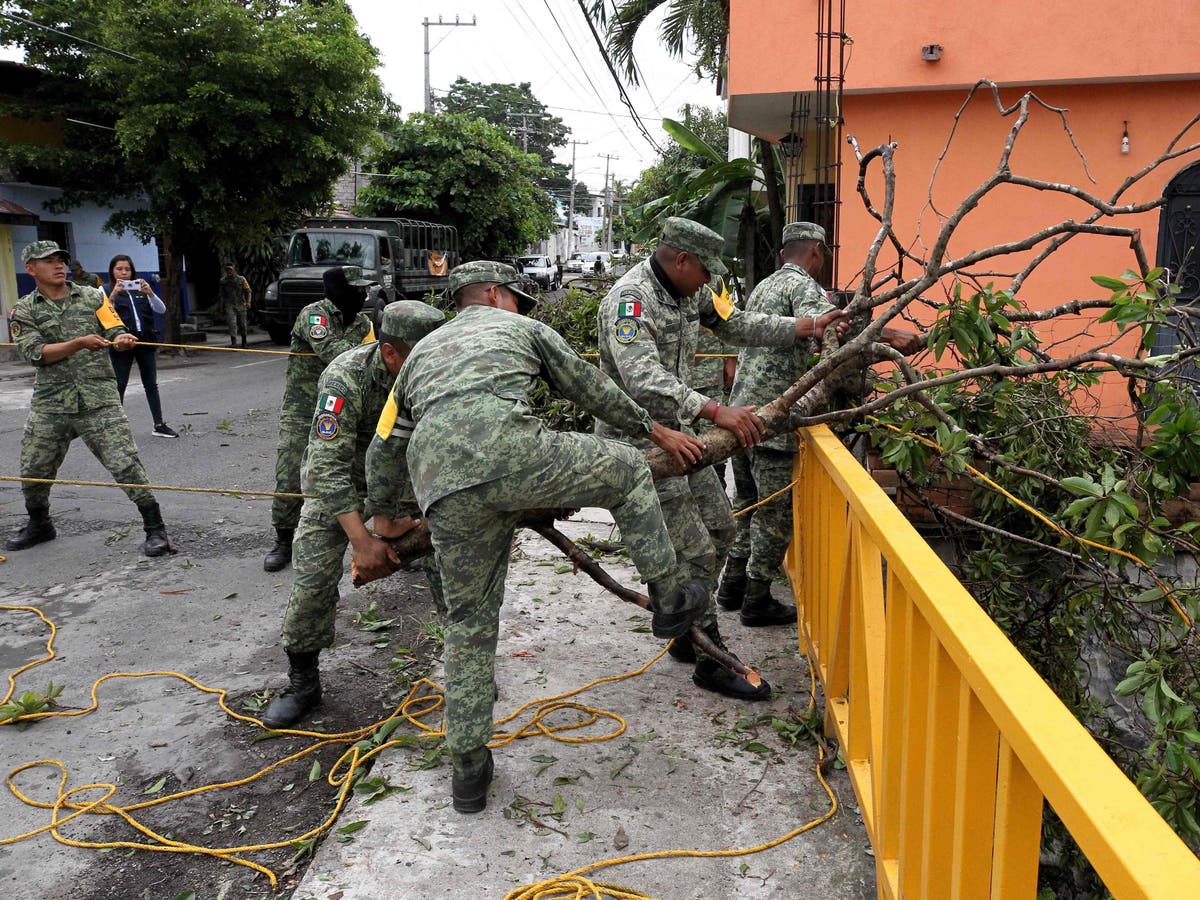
{"left": 289, "top": 232, "right": 377, "bottom": 269}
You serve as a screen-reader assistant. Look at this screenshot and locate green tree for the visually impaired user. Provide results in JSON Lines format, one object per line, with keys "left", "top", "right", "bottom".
{"left": 585, "top": 0, "right": 729, "bottom": 85}
{"left": 437, "top": 77, "right": 589, "bottom": 214}
{"left": 0, "top": 0, "right": 382, "bottom": 339}
{"left": 356, "top": 113, "right": 555, "bottom": 259}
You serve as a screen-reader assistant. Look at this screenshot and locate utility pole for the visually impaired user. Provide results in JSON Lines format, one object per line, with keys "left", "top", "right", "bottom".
{"left": 566, "top": 140, "right": 587, "bottom": 256}
{"left": 423, "top": 15, "right": 476, "bottom": 114}
{"left": 507, "top": 111, "right": 550, "bottom": 153}
{"left": 599, "top": 153, "right": 619, "bottom": 253}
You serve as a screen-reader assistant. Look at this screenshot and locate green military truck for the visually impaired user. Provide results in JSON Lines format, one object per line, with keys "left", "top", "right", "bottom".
{"left": 260, "top": 217, "right": 460, "bottom": 344}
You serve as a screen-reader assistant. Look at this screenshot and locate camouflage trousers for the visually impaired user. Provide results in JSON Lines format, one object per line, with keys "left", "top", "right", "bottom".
{"left": 280, "top": 503, "right": 446, "bottom": 653}
{"left": 223, "top": 302, "right": 247, "bottom": 341}
{"left": 20, "top": 405, "right": 155, "bottom": 510}
{"left": 656, "top": 464, "right": 737, "bottom": 631}
{"left": 271, "top": 414, "right": 308, "bottom": 530}
{"left": 426, "top": 432, "right": 676, "bottom": 754}
{"left": 729, "top": 447, "right": 794, "bottom": 581}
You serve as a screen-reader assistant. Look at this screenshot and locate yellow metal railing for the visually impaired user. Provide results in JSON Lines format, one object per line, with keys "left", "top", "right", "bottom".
{"left": 787, "top": 425, "right": 1200, "bottom": 898}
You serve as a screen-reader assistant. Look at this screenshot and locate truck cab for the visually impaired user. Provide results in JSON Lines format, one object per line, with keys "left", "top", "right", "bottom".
{"left": 261, "top": 217, "right": 459, "bottom": 344}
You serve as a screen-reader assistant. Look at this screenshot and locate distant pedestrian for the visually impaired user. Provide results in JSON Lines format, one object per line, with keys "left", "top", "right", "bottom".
{"left": 105, "top": 255, "right": 177, "bottom": 439}
{"left": 219, "top": 263, "right": 252, "bottom": 348}
{"left": 6, "top": 240, "right": 173, "bottom": 556}
{"left": 69, "top": 260, "right": 102, "bottom": 289}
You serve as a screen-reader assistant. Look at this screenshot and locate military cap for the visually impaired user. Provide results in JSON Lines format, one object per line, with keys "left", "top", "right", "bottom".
{"left": 22, "top": 240, "right": 71, "bottom": 264}
{"left": 447, "top": 260, "right": 538, "bottom": 314}
{"left": 69, "top": 259, "right": 84, "bottom": 269}
{"left": 659, "top": 216, "right": 728, "bottom": 277}
{"left": 379, "top": 300, "right": 445, "bottom": 345}
{"left": 781, "top": 221, "right": 828, "bottom": 247}
{"left": 338, "top": 265, "right": 373, "bottom": 287}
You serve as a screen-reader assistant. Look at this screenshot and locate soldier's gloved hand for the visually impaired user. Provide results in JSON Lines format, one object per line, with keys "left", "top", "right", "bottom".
{"left": 713, "top": 404, "right": 766, "bottom": 449}
{"left": 649, "top": 422, "right": 705, "bottom": 468}
{"left": 351, "top": 534, "right": 400, "bottom": 583}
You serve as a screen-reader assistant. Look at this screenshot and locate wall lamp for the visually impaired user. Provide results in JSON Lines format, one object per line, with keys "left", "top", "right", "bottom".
{"left": 780, "top": 132, "right": 806, "bottom": 159}
{"left": 1121, "top": 121, "right": 1130, "bottom": 155}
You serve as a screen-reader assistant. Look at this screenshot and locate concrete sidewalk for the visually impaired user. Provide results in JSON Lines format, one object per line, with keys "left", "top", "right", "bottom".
{"left": 293, "top": 511, "right": 875, "bottom": 900}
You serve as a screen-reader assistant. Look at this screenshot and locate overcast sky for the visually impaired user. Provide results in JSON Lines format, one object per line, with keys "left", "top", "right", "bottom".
{"left": 348, "top": 0, "right": 721, "bottom": 192}
{"left": 1, "top": 1, "right": 722, "bottom": 194}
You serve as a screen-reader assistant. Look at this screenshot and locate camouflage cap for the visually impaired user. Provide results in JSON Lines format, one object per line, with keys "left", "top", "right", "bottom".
{"left": 339, "top": 265, "right": 373, "bottom": 287}
{"left": 379, "top": 300, "right": 445, "bottom": 345}
{"left": 447, "top": 260, "right": 538, "bottom": 314}
{"left": 659, "top": 216, "right": 728, "bottom": 277}
{"left": 781, "top": 221, "right": 827, "bottom": 247}
{"left": 22, "top": 240, "right": 71, "bottom": 265}
{"left": 69, "top": 259, "right": 84, "bottom": 269}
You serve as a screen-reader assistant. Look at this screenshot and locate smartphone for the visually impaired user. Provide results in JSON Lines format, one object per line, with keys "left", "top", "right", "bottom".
{"left": 119, "top": 279, "right": 141, "bottom": 292}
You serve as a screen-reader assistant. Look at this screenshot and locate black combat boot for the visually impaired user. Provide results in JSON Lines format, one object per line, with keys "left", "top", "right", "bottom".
{"left": 715, "top": 556, "right": 748, "bottom": 611}
{"left": 240, "top": 335, "right": 248, "bottom": 348}
{"left": 263, "top": 528, "right": 294, "bottom": 572}
{"left": 6, "top": 506, "right": 56, "bottom": 551}
{"left": 647, "top": 578, "right": 708, "bottom": 639}
{"left": 451, "top": 746, "right": 494, "bottom": 813}
{"left": 230, "top": 336, "right": 237, "bottom": 347}
{"left": 678, "top": 623, "right": 772, "bottom": 701}
{"left": 260, "top": 650, "right": 322, "bottom": 729}
{"left": 138, "top": 502, "right": 173, "bottom": 557}
{"left": 740, "top": 578, "right": 797, "bottom": 628}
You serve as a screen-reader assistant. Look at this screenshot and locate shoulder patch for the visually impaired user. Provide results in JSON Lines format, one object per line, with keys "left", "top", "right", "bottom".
{"left": 8, "top": 319, "right": 21, "bottom": 339}
{"left": 616, "top": 300, "right": 641, "bottom": 318}
{"left": 614, "top": 317, "right": 640, "bottom": 344}
{"left": 309, "top": 323, "right": 328, "bottom": 340}
{"left": 315, "top": 413, "right": 340, "bottom": 440}
{"left": 318, "top": 392, "right": 344, "bottom": 415}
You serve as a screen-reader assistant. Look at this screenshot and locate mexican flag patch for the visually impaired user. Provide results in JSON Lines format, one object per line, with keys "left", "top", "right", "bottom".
{"left": 319, "top": 393, "right": 344, "bottom": 414}
{"left": 308, "top": 314, "right": 328, "bottom": 326}
{"left": 617, "top": 300, "right": 641, "bottom": 318}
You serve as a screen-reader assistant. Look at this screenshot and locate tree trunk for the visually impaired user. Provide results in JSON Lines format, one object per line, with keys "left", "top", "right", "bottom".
{"left": 758, "top": 139, "right": 785, "bottom": 270}
{"left": 158, "top": 230, "right": 186, "bottom": 343}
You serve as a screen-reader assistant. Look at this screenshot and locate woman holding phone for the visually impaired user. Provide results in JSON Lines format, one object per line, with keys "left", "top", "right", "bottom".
{"left": 106, "top": 254, "right": 178, "bottom": 438}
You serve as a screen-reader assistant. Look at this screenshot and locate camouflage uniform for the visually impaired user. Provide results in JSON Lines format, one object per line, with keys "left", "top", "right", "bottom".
{"left": 728, "top": 262, "right": 835, "bottom": 582}
{"left": 271, "top": 300, "right": 374, "bottom": 530}
{"left": 280, "top": 303, "right": 444, "bottom": 652}
{"left": 218, "top": 272, "right": 251, "bottom": 343}
{"left": 596, "top": 250, "right": 796, "bottom": 630}
{"left": 8, "top": 280, "right": 158, "bottom": 511}
{"left": 367, "top": 274, "right": 679, "bottom": 756}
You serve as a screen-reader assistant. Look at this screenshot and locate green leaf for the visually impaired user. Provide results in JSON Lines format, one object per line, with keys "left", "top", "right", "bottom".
{"left": 336, "top": 820, "right": 369, "bottom": 835}
{"left": 143, "top": 776, "right": 168, "bottom": 795}
{"left": 661, "top": 118, "right": 725, "bottom": 164}
{"left": 1091, "top": 274, "right": 1129, "bottom": 290}
{"left": 309, "top": 760, "right": 322, "bottom": 782}
{"left": 1061, "top": 476, "right": 1103, "bottom": 497}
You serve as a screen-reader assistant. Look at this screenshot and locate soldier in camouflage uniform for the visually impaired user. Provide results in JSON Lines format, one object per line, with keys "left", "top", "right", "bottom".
{"left": 366, "top": 261, "right": 706, "bottom": 813}
{"left": 259, "top": 301, "right": 445, "bottom": 730}
{"left": 596, "top": 217, "right": 849, "bottom": 700}
{"left": 263, "top": 266, "right": 376, "bottom": 572}
{"left": 720, "top": 222, "right": 923, "bottom": 624}
{"left": 218, "top": 263, "right": 252, "bottom": 348}
{"left": 5, "top": 241, "right": 172, "bottom": 557}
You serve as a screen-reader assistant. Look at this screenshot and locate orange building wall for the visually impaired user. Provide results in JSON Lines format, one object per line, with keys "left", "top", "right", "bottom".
{"left": 837, "top": 81, "right": 1200, "bottom": 420}
{"left": 729, "top": 0, "right": 1200, "bottom": 97}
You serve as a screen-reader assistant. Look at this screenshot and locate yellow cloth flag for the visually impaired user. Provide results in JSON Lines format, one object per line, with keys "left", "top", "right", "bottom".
{"left": 95, "top": 295, "right": 123, "bottom": 330}
{"left": 361, "top": 324, "right": 375, "bottom": 344}
{"left": 709, "top": 278, "right": 734, "bottom": 320}
{"left": 376, "top": 393, "right": 398, "bottom": 441}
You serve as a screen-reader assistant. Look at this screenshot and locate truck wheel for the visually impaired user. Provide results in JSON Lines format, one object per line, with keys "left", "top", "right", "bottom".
{"left": 266, "top": 323, "right": 291, "bottom": 345}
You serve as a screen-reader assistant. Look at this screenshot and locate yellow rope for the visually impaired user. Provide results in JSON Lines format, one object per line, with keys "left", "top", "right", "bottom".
{"left": 1, "top": 604, "right": 838, "bottom": 893}
{"left": 0, "top": 340, "right": 312, "bottom": 356}
{"left": 0, "top": 474, "right": 308, "bottom": 500}
{"left": 868, "top": 417, "right": 1195, "bottom": 630}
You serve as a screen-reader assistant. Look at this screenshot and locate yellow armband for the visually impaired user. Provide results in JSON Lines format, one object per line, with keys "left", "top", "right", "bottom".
{"left": 376, "top": 393, "right": 398, "bottom": 440}
{"left": 96, "top": 295, "right": 123, "bottom": 330}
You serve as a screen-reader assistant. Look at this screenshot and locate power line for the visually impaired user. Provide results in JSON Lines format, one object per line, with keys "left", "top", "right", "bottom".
{"left": 572, "top": 0, "right": 664, "bottom": 154}
{"left": 0, "top": 10, "right": 139, "bottom": 61}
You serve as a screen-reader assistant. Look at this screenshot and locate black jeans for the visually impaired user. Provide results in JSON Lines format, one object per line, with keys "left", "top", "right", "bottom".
{"left": 110, "top": 345, "right": 164, "bottom": 426}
